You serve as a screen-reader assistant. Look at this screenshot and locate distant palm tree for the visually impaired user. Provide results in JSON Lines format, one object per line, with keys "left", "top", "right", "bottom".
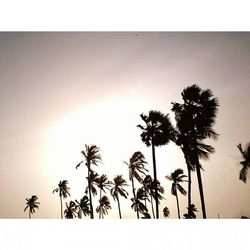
{"left": 166, "top": 169, "right": 187, "bottom": 219}
{"left": 110, "top": 175, "right": 129, "bottom": 219}
{"left": 183, "top": 204, "right": 198, "bottom": 219}
{"left": 96, "top": 195, "right": 111, "bottom": 219}
{"left": 138, "top": 110, "right": 173, "bottom": 219}
{"left": 76, "top": 144, "right": 102, "bottom": 219}
{"left": 85, "top": 170, "right": 99, "bottom": 198}
{"left": 24, "top": 195, "right": 40, "bottom": 219}
{"left": 163, "top": 207, "right": 170, "bottom": 218}
{"left": 131, "top": 187, "right": 149, "bottom": 216}
{"left": 64, "top": 201, "right": 78, "bottom": 219}
{"left": 124, "top": 151, "right": 148, "bottom": 219}
{"left": 53, "top": 180, "right": 70, "bottom": 219}
{"left": 237, "top": 142, "right": 250, "bottom": 183}
{"left": 75, "top": 195, "right": 91, "bottom": 218}
{"left": 172, "top": 85, "right": 219, "bottom": 218}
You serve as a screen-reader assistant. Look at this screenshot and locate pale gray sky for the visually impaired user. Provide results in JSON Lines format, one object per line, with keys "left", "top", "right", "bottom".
{"left": 0, "top": 32, "right": 249, "bottom": 218}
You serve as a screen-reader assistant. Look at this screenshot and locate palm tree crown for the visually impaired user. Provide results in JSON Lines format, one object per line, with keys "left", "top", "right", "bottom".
{"left": 64, "top": 201, "right": 78, "bottom": 219}
{"left": 53, "top": 180, "right": 70, "bottom": 198}
{"left": 75, "top": 195, "right": 91, "bottom": 218}
{"left": 24, "top": 195, "right": 40, "bottom": 219}
{"left": 237, "top": 142, "right": 250, "bottom": 183}
{"left": 96, "top": 195, "right": 112, "bottom": 218}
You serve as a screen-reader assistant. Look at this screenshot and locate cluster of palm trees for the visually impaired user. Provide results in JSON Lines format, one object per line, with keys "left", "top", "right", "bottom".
{"left": 24, "top": 84, "right": 250, "bottom": 219}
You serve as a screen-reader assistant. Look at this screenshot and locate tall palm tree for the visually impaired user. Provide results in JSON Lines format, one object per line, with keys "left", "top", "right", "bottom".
{"left": 110, "top": 175, "right": 129, "bottom": 219}
{"left": 24, "top": 195, "right": 40, "bottom": 219}
{"left": 166, "top": 168, "right": 187, "bottom": 219}
{"left": 124, "top": 151, "right": 148, "bottom": 219}
{"left": 131, "top": 187, "right": 149, "bottom": 217}
{"left": 96, "top": 174, "right": 112, "bottom": 219}
{"left": 138, "top": 110, "right": 173, "bottom": 219}
{"left": 163, "top": 207, "right": 170, "bottom": 218}
{"left": 96, "top": 195, "right": 111, "bottom": 219}
{"left": 237, "top": 142, "right": 250, "bottom": 183}
{"left": 75, "top": 195, "right": 91, "bottom": 218}
{"left": 53, "top": 180, "right": 70, "bottom": 219}
{"left": 64, "top": 201, "right": 78, "bottom": 219}
{"left": 172, "top": 85, "right": 219, "bottom": 218}
{"left": 76, "top": 144, "right": 102, "bottom": 219}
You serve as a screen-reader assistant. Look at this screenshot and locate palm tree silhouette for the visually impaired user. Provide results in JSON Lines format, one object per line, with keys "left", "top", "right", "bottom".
{"left": 96, "top": 174, "right": 112, "bottom": 218}
{"left": 163, "top": 206, "right": 170, "bottom": 218}
{"left": 64, "top": 201, "right": 78, "bottom": 219}
{"left": 131, "top": 187, "right": 149, "bottom": 217}
{"left": 53, "top": 180, "right": 70, "bottom": 219}
{"left": 96, "top": 195, "right": 111, "bottom": 219}
{"left": 183, "top": 204, "right": 198, "bottom": 219}
{"left": 110, "top": 175, "right": 129, "bottom": 219}
{"left": 237, "top": 142, "right": 250, "bottom": 183}
{"left": 166, "top": 168, "right": 187, "bottom": 219}
{"left": 172, "top": 85, "right": 219, "bottom": 218}
{"left": 124, "top": 151, "right": 148, "bottom": 218}
{"left": 24, "top": 195, "right": 40, "bottom": 219}
{"left": 76, "top": 144, "right": 102, "bottom": 219}
{"left": 138, "top": 110, "right": 173, "bottom": 219}
{"left": 75, "top": 195, "right": 91, "bottom": 218}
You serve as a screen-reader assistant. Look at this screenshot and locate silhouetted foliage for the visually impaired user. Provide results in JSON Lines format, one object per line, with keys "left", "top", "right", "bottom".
{"left": 131, "top": 187, "right": 149, "bottom": 216}
{"left": 64, "top": 201, "right": 78, "bottom": 219}
{"left": 163, "top": 207, "right": 170, "bottom": 218}
{"left": 237, "top": 142, "right": 250, "bottom": 183}
{"left": 96, "top": 195, "right": 112, "bottom": 219}
{"left": 183, "top": 204, "right": 198, "bottom": 219}
{"left": 24, "top": 195, "right": 40, "bottom": 219}
{"left": 75, "top": 195, "right": 91, "bottom": 218}
{"left": 53, "top": 180, "right": 70, "bottom": 219}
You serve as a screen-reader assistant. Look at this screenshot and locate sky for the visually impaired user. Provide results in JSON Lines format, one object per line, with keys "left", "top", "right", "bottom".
{"left": 0, "top": 32, "right": 249, "bottom": 219}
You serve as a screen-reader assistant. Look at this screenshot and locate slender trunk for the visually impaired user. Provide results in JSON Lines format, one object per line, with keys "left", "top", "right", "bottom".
{"left": 117, "top": 196, "right": 122, "bottom": 219}
{"left": 87, "top": 166, "right": 94, "bottom": 219}
{"left": 131, "top": 177, "right": 139, "bottom": 219}
{"left": 152, "top": 143, "right": 159, "bottom": 219}
{"left": 29, "top": 209, "right": 31, "bottom": 219}
{"left": 150, "top": 193, "right": 155, "bottom": 219}
{"left": 175, "top": 188, "right": 181, "bottom": 219}
{"left": 99, "top": 189, "right": 102, "bottom": 219}
{"left": 60, "top": 195, "right": 63, "bottom": 219}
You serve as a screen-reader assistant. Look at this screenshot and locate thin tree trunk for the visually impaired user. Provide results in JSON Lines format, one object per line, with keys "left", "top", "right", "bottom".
{"left": 60, "top": 195, "right": 63, "bottom": 219}
{"left": 131, "top": 177, "right": 139, "bottom": 219}
{"left": 196, "top": 163, "right": 206, "bottom": 218}
{"left": 29, "top": 209, "right": 31, "bottom": 219}
{"left": 152, "top": 143, "right": 159, "bottom": 219}
{"left": 175, "top": 190, "right": 181, "bottom": 219}
{"left": 117, "top": 196, "right": 122, "bottom": 219}
{"left": 150, "top": 193, "right": 155, "bottom": 219}
{"left": 99, "top": 189, "right": 102, "bottom": 219}
{"left": 87, "top": 166, "right": 94, "bottom": 219}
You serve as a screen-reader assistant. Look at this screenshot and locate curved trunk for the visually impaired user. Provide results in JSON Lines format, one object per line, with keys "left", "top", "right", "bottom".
{"left": 152, "top": 143, "right": 159, "bottom": 219}
{"left": 117, "top": 196, "right": 122, "bottom": 219}
{"left": 60, "top": 195, "right": 63, "bottom": 219}
{"left": 131, "top": 177, "right": 139, "bottom": 219}
{"left": 87, "top": 166, "right": 94, "bottom": 219}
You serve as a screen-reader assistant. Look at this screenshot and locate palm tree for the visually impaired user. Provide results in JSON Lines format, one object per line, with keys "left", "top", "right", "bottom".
{"left": 131, "top": 187, "right": 149, "bottom": 216}
{"left": 64, "top": 201, "right": 78, "bottom": 219}
{"left": 75, "top": 195, "right": 91, "bottom": 218}
{"left": 138, "top": 110, "right": 173, "bottom": 219}
{"left": 110, "top": 175, "right": 129, "bottom": 219}
{"left": 142, "top": 175, "right": 164, "bottom": 218}
{"left": 96, "top": 195, "right": 111, "bottom": 219}
{"left": 53, "top": 180, "right": 70, "bottom": 219}
{"left": 24, "top": 195, "right": 40, "bottom": 219}
{"left": 237, "top": 142, "right": 250, "bottom": 183}
{"left": 183, "top": 204, "right": 198, "bottom": 219}
{"left": 96, "top": 174, "right": 112, "bottom": 218}
{"left": 124, "top": 151, "right": 148, "bottom": 219}
{"left": 163, "top": 207, "right": 170, "bottom": 218}
{"left": 76, "top": 144, "right": 102, "bottom": 219}
{"left": 172, "top": 85, "right": 219, "bottom": 218}
{"left": 166, "top": 168, "right": 187, "bottom": 219}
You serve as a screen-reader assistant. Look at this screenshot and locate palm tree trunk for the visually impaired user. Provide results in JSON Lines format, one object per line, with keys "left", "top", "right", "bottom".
{"left": 99, "top": 189, "right": 102, "bottom": 219}
{"left": 131, "top": 177, "right": 139, "bottom": 219}
{"left": 29, "top": 209, "right": 31, "bottom": 219}
{"left": 196, "top": 163, "right": 206, "bottom": 218}
{"left": 150, "top": 193, "right": 155, "bottom": 219}
{"left": 87, "top": 166, "right": 94, "bottom": 219}
{"left": 151, "top": 143, "right": 159, "bottom": 219}
{"left": 175, "top": 191, "right": 181, "bottom": 219}
{"left": 117, "top": 196, "right": 122, "bottom": 219}
{"left": 60, "top": 195, "right": 63, "bottom": 219}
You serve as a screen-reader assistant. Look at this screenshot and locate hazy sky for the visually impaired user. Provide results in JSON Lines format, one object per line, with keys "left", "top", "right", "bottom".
{"left": 0, "top": 32, "right": 249, "bottom": 219}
